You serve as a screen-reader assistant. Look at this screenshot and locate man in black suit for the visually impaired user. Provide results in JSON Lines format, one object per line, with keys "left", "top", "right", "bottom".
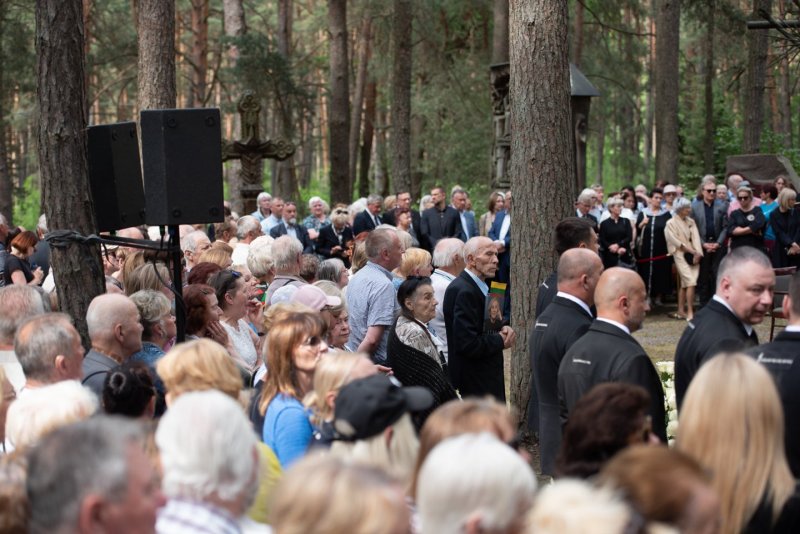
{"left": 317, "top": 207, "right": 355, "bottom": 267}
{"left": 674, "top": 246, "right": 773, "bottom": 408}
{"left": 382, "top": 191, "right": 422, "bottom": 244}
{"left": 352, "top": 194, "right": 383, "bottom": 235}
{"left": 268, "top": 201, "right": 315, "bottom": 254}
{"left": 746, "top": 269, "right": 800, "bottom": 477}
{"left": 535, "top": 217, "right": 599, "bottom": 319}
{"left": 530, "top": 248, "right": 602, "bottom": 476}
{"left": 575, "top": 190, "right": 599, "bottom": 229}
{"left": 690, "top": 176, "right": 729, "bottom": 306}
{"left": 444, "top": 236, "right": 516, "bottom": 400}
{"left": 558, "top": 267, "right": 667, "bottom": 442}
{"left": 420, "top": 186, "right": 464, "bottom": 252}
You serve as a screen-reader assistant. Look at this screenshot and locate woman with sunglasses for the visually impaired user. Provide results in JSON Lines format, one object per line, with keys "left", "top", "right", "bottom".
{"left": 387, "top": 277, "right": 457, "bottom": 428}
{"left": 317, "top": 206, "right": 355, "bottom": 268}
{"left": 209, "top": 270, "right": 261, "bottom": 376}
{"left": 258, "top": 311, "right": 328, "bottom": 468}
{"left": 729, "top": 185, "right": 767, "bottom": 251}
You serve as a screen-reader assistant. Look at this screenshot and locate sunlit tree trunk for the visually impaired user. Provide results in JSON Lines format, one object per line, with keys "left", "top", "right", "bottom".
{"left": 328, "top": 0, "right": 350, "bottom": 204}
{"left": 654, "top": 0, "right": 680, "bottom": 181}
{"left": 391, "top": 0, "right": 413, "bottom": 195}
{"left": 742, "top": 0, "right": 772, "bottom": 153}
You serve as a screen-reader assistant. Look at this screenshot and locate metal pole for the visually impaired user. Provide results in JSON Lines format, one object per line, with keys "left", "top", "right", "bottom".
{"left": 168, "top": 224, "right": 185, "bottom": 343}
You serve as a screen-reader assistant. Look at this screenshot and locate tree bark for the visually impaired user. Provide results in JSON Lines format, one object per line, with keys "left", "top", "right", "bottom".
{"left": 391, "top": 0, "right": 413, "bottom": 196}
{"left": 654, "top": 0, "right": 680, "bottom": 182}
{"left": 643, "top": 5, "right": 655, "bottom": 170}
{"left": 743, "top": 0, "right": 772, "bottom": 153}
{"left": 138, "top": 0, "right": 176, "bottom": 110}
{"left": 189, "top": 0, "right": 209, "bottom": 108}
{"left": 328, "top": 0, "right": 350, "bottom": 204}
{"left": 509, "top": 0, "right": 576, "bottom": 428}
{"left": 703, "top": 0, "right": 715, "bottom": 173}
{"left": 349, "top": 15, "right": 372, "bottom": 192}
{"left": 359, "top": 80, "right": 377, "bottom": 199}
{"left": 36, "top": 0, "right": 105, "bottom": 345}
{"left": 492, "top": 0, "right": 509, "bottom": 65}
{"left": 273, "top": 0, "right": 299, "bottom": 202}
{"left": 573, "top": 0, "right": 583, "bottom": 67}
{"left": 0, "top": 0, "right": 12, "bottom": 225}
{"left": 223, "top": 0, "right": 246, "bottom": 213}
{"left": 778, "top": 0, "right": 792, "bottom": 148}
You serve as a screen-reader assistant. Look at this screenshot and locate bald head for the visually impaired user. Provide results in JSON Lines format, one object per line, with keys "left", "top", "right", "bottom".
{"left": 556, "top": 249, "right": 603, "bottom": 307}
{"left": 594, "top": 268, "right": 649, "bottom": 332}
{"left": 86, "top": 293, "right": 143, "bottom": 357}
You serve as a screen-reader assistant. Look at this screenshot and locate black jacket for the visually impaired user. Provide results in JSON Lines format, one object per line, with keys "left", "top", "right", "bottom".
{"left": 729, "top": 207, "right": 767, "bottom": 249}
{"left": 443, "top": 271, "right": 505, "bottom": 400}
{"left": 352, "top": 210, "right": 381, "bottom": 235}
{"left": 674, "top": 298, "right": 758, "bottom": 408}
{"left": 269, "top": 222, "right": 315, "bottom": 254}
{"left": 382, "top": 209, "right": 422, "bottom": 244}
{"left": 420, "top": 205, "right": 464, "bottom": 252}
{"left": 558, "top": 320, "right": 667, "bottom": 442}
{"left": 316, "top": 224, "right": 354, "bottom": 266}
{"left": 529, "top": 295, "right": 593, "bottom": 476}
{"left": 748, "top": 331, "right": 800, "bottom": 478}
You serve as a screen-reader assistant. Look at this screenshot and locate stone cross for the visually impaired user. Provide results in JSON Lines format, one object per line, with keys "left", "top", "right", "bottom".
{"left": 222, "top": 90, "right": 295, "bottom": 214}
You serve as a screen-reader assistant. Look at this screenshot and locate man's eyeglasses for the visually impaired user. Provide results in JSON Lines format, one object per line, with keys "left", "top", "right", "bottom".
{"left": 738, "top": 196, "right": 751, "bottom": 201}
{"left": 704, "top": 189, "right": 716, "bottom": 193}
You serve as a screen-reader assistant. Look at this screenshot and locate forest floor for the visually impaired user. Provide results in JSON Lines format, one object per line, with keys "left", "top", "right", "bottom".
{"left": 514, "top": 299, "right": 781, "bottom": 481}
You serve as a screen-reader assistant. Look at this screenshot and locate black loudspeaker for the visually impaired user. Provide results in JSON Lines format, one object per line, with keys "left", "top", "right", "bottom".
{"left": 140, "top": 108, "right": 224, "bottom": 226}
{"left": 87, "top": 122, "right": 146, "bottom": 232}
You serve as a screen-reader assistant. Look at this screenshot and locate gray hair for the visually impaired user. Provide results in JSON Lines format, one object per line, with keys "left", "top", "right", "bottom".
{"left": 236, "top": 215, "right": 260, "bottom": 240}
{"left": 129, "top": 290, "right": 171, "bottom": 340}
{"left": 317, "top": 258, "right": 347, "bottom": 283}
{"left": 156, "top": 390, "right": 259, "bottom": 504}
{"left": 366, "top": 194, "right": 383, "bottom": 206}
{"left": 308, "top": 196, "right": 323, "bottom": 210}
{"left": 271, "top": 235, "right": 303, "bottom": 272}
{"left": 37, "top": 214, "right": 48, "bottom": 233}
{"left": 717, "top": 246, "right": 773, "bottom": 289}
{"left": 26, "top": 416, "right": 143, "bottom": 534}
{"left": 673, "top": 197, "right": 691, "bottom": 212}
{"left": 180, "top": 230, "right": 209, "bottom": 253}
{"left": 86, "top": 293, "right": 136, "bottom": 343}
{"left": 462, "top": 236, "right": 493, "bottom": 265}
{"left": 606, "top": 197, "right": 624, "bottom": 209}
{"left": 0, "top": 285, "right": 45, "bottom": 344}
{"left": 701, "top": 175, "right": 716, "bottom": 188}
{"left": 577, "top": 190, "right": 596, "bottom": 205}
{"left": 247, "top": 239, "right": 275, "bottom": 279}
{"left": 313, "top": 280, "right": 346, "bottom": 315}
{"left": 14, "top": 313, "right": 77, "bottom": 383}
{"left": 257, "top": 192, "right": 272, "bottom": 202}
{"left": 433, "top": 238, "right": 465, "bottom": 268}
{"left": 365, "top": 228, "right": 399, "bottom": 260}
{"left": 417, "top": 433, "right": 537, "bottom": 534}
{"left": 451, "top": 187, "right": 466, "bottom": 199}
{"left": 0, "top": 213, "right": 6, "bottom": 226}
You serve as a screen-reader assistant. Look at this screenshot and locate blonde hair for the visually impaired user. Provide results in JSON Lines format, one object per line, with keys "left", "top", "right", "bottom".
{"left": 778, "top": 187, "right": 797, "bottom": 211}
{"left": 398, "top": 247, "right": 431, "bottom": 278}
{"left": 125, "top": 262, "right": 171, "bottom": 296}
{"left": 198, "top": 247, "right": 232, "bottom": 269}
{"left": 120, "top": 251, "right": 146, "bottom": 291}
{"left": 329, "top": 413, "right": 419, "bottom": 494}
{"left": 156, "top": 339, "right": 242, "bottom": 401}
{"left": 350, "top": 241, "right": 368, "bottom": 274}
{"left": 410, "top": 398, "right": 514, "bottom": 499}
{"left": 271, "top": 454, "right": 409, "bottom": 534}
{"left": 677, "top": 353, "right": 794, "bottom": 533}
{"left": 304, "top": 352, "right": 372, "bottom": 425}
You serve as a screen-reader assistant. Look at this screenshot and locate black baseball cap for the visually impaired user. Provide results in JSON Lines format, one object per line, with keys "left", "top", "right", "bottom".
{"left": 333, "top": 375, "right": 434, "bottom": 441}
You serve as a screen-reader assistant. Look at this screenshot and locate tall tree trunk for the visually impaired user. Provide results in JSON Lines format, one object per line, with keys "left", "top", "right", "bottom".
{"left": 223, "top": 0, "right": 246, "bottom": 213}
{"left": 703, "top": 0, "right": 715, "bottom": 173}
{"left": 359, "top": 80, "right": 377, "bottom": 198}
{"left": 138, "top": 0, "right": 176, "bottom": 110}
{"left": 36, "top": 0, "right": 105, "bottom": 345}
{"left": 644, "top": 4, "right": 655, "bottom": 171}
{"left": 328, "top": 0, "right": 350, "bottom": 204}
{"left": 375, "top": 105, "right": 389, "bottom": 196}
{"left": 743, "top": 0, "right": 772, "bottom": 153}
{"left": 509, "top": 0, "right": 575, "bottom": 428}
{"left": 654, "top": 0, "right": 680, "bottom": 182}
{"left": 595, "top": 109, "right": 606, "bottom": 183}
{"left": 778, "top": 0, "right": 792, "bottom": 148}
{"left": 0, "top": 0, "right": 12, "bottom": 225}
{"left": 573, "top": 0, "right": 584, "bottom": 67}
{"left": 391, "top": 0, "right": 413, "bottom": 195}
{"left": 492, "top": 0, "right": 509, "bottom": 65}
{"left": 274, "top": 0, "right": 298, "bottom": 202}
{"left": 189, "top": 0, "right": 209, "bottom": 108}
{"left": 349, "top": 15, "right": 372, "bottom": 191}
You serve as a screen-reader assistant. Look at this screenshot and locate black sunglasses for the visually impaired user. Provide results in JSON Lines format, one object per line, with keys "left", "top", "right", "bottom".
{"left": 704, "top": 189, "right": 716, "bottom": 193}
{"left": 738, "top": 196, "right": 751, "bottom": 201}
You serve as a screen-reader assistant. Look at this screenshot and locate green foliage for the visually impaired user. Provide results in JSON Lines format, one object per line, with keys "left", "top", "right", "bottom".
{"left": 13, "top": 175, "right": 40, "bottom": 230}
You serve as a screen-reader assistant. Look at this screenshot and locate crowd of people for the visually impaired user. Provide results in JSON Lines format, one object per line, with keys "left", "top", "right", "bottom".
{"left": 0, "top": 175, "right": 798, "bottom": 533}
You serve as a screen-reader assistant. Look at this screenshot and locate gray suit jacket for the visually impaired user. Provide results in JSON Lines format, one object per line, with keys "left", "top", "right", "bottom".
{"left": 690, "top": 198, "right": 728, "bottom": 245}
{"left": 81, "top": 349, "right": 119, "bottom": 397}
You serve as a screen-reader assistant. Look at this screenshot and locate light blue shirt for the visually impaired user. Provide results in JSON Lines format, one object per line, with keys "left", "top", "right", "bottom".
{"left": 459, "top": 211, "right": 470, "bottom": 239}
{"left": 261, "top": 214, "right": 281, "bottom": 234}
{"left": 346, "top": 261, "right": 399, "bottom": 362}
{"left": 284, "top": 222, "right": 298, "bottom": 240}
{"left": 464, "top": 268, "right": 488, "bottom": 296}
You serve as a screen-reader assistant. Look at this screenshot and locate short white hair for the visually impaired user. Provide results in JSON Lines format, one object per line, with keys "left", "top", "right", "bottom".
{"left": 349, "top": 198, "right": 368, "bottom": 214}
{"left": 271, "top": 235, "right": 303, "bottom": 272}
{"left": 247, "top": 237, "right": 275, "bottom": 278}
{"left": 156, "top": 390, "right": 259, "bottom": 504}
{"left": 308, "top": 196, "right": 323, "bottom": 209}
{"left": 37, "top": 214, "right": 48, "bottom": 233}
{"left": 527, "top": 479, "right": 631, "bottom": 534}
{"left": 6, "top": 380, "right": 98, "bottom": 450}
{"left": 433, "top": 238, "right": 464, "bottom": 268}
{"left": 417, "top": 433, "right": 536, "bottom": 534}
{"left": 462, "top": 236, "right": 492, "bottom": 265}
{"left": 180, "top": 230, "right": 209, "bottom": 253}
{"left": 236, "top": 215, "right": 260, "bottom": 240}
{"left": 85, "top": 293, "right": 136, "bottom": 343}
{"left": 257, "top": 192, "right": 272, "bottom": 202}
